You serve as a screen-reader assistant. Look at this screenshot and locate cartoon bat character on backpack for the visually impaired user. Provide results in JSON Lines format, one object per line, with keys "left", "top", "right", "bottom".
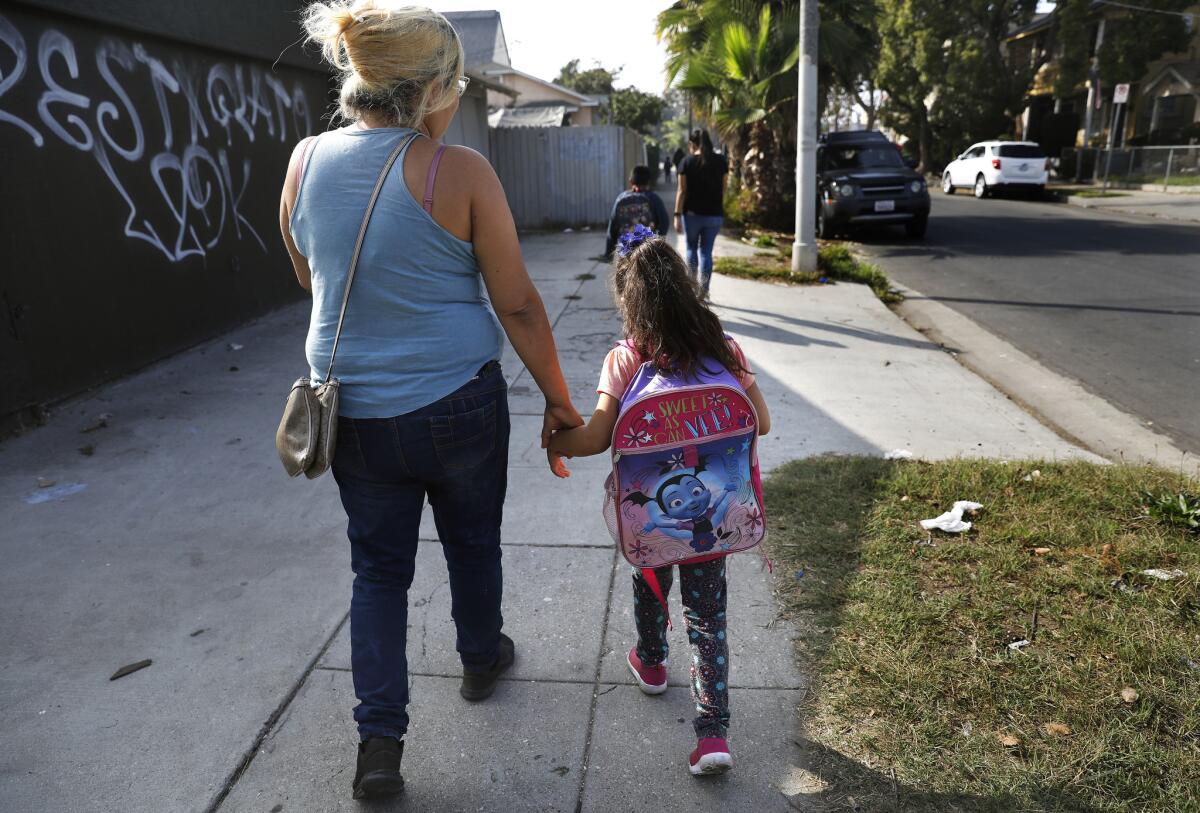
{"left": 624, "top": 456, "right": 738, "bottom": 553}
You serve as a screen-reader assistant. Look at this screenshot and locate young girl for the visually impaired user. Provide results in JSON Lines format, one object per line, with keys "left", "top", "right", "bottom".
{"left": 547, "top": 227, "right": 770, "bottom": 776}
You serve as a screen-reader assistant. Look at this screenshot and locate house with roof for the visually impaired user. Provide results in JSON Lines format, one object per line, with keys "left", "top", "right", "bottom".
{"left": 483, "top": 67, "right": 604, "bottom": 127}
{"left": 441, "top": 10, "right": 516, "bottom": 157}
{"left": 1007, "top": 2, "right": 1200, "bottom": 151}
{"left": 444, "top": 9, "right": 603, "bottom": 129}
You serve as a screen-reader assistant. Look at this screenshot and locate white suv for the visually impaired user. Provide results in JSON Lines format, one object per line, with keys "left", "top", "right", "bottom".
{"left": 942, "top": 141, "right": 1048, "bottom": 198}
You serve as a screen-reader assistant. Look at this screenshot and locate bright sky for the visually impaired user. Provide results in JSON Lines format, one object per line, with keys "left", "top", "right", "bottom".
{"left": 434, "top": 1, "right": 672, "bottom": 93}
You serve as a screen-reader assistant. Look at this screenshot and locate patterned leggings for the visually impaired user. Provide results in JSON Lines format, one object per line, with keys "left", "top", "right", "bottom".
{"left": 632, "top": 558, "right": 729, "bottom": 738}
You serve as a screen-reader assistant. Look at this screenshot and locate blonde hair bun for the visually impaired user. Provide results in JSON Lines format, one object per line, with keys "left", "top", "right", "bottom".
{"left": 302, "top": 2, "right": 464, "bottom": 127}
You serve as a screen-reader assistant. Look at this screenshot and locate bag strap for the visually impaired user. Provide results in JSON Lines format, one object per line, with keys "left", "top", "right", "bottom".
{"left": 325, "top": 131, "right": 419, "bottom": 382}
{"left": 641, "top": 567, "right": 673, "bottom": 631}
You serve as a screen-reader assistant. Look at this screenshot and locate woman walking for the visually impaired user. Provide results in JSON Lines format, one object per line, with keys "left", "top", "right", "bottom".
{"left": 674, "top": 129, "right": 729, "bottom": 299}
{"left": 278, "top": 2, "right": 581, "bottom": 799}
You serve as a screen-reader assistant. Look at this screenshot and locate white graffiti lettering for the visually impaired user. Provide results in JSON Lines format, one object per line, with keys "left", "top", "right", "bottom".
{"left": 37, "top": 29, "right": 93, "bottom": 151}
{"left": 0, "top": 13, "right": 314, "bottom": 264}
{"left": 0, "top": 15, "right": 42, "bottom": 146}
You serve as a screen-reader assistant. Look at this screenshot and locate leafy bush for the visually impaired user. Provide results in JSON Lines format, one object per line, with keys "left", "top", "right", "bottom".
{"left": 1146, "top": 490, "right": 1200, "bottom": 533}
{"left": 723, "top": 186, "right": 757, "bottom": 227}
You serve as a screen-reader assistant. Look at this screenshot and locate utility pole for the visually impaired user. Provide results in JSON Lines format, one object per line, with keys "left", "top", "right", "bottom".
{"left": 791, "top": 0, "right": 818, "bottom": 274}
{"left": 1079, "top": 18, "right": 1105, "bottom": 181}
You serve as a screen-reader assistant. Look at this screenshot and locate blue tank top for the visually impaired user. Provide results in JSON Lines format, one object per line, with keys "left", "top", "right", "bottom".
{"left": 290, "top": 126, "right": 503, "bottom": 418}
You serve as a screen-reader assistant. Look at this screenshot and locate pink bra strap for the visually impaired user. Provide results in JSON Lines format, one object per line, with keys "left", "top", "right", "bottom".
{"left": 423, "top": 144, "right": 447, "bottom": 214}
{"left": 294, "top": 135, "right": 317, "bottom": 188}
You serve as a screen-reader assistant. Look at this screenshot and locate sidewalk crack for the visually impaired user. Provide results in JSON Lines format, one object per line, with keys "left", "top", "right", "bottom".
{"left": 202, "top": 610, "right": 349, "bottom": 813}
{"left": 572, "top": 546, "right": 619, "bottom": 813}
{"left": 509, "top": 272, "right": 591, "bottom": 392}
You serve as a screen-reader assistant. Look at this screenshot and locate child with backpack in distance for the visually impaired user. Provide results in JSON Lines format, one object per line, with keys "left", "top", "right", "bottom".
{"left": 546, "top": 225, "right": 771, "bottom": 776}
{"left": 603, "top": 165, "right": 670, "bottom": 260}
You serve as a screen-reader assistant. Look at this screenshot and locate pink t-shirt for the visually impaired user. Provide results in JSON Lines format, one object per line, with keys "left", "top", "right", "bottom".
{"left": 597, "top": 337, "right": 757, "bottom": 400}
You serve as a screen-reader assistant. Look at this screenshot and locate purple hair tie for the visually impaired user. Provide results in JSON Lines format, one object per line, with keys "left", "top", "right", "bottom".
{"left": 616, "top": 223, "right": 657, "bottom": 257}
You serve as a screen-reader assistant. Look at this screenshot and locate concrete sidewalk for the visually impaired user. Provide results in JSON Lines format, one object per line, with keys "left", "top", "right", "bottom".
{"left": 1053, "top": 185, "right": 1200, "bottom": 222}
{"left": 0, "top": 233, "right": 1091, "bottom": 813}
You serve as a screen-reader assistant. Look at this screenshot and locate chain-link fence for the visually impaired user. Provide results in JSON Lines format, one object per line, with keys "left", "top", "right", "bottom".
{"left": 1062, "top": 145, "right": 1200, "bottom": 190}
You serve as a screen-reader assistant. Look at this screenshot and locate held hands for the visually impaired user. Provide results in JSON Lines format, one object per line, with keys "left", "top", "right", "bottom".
{"left": 543, "top": 399, "right": 582, "bottom": 480}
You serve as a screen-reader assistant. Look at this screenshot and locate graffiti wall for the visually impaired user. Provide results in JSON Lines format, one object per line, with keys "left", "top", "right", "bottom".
{"left": 0, "top": 4, "right": 330, "bottom": 427}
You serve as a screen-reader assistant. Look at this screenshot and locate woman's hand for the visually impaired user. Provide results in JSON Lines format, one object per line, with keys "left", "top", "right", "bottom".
{"left": 673, "top": 214, "right": 682, "bottom": 234}
{"left": 541, "top": 401, "right": 583, "bottom": 449}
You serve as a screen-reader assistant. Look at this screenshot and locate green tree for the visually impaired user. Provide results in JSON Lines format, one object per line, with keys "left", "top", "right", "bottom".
{"left": 554, "top": 59, "right": 619, "bottom": 96}
{"left": 660, "top": 3, "right": 801, "bottom": 224}
{"left": 876, "top": 0, "right": 1039, "bottom": 169}
{"left": 610, "top": 87, "right": 666, "bottom": 135}
{"left": 657, "top": 0, "right": 878, "bottom": 225}
{"left": 1053, "top": 0, "right": 1092, "bottom": 100}
{"left": 875, "top": 0, "right": 948, "bottom": 171}
{"left": 1095, "top": 1, "right": 1192, "bottom": 84}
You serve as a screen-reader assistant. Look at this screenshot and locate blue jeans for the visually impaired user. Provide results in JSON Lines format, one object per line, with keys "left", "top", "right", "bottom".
{"left": 331, "top": 361, "right": 510, "bottom": 742}
{"left": 683, "top": 213, "right": 724, "bottom": 294}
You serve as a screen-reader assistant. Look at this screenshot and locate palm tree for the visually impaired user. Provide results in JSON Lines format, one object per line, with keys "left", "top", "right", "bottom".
{"left": 660, "top": 4, "right": 799, "bottom": 223}
{"left": 658, "top": 0, "right": 879, "bottom": 226}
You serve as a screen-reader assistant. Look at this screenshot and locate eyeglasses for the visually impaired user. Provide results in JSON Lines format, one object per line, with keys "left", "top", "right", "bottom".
{"left": 455, "top": 76, "right": 470, "bottom": 96}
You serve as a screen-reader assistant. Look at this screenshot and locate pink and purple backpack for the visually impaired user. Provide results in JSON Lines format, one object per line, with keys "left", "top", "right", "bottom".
{"left": 602, "top": 342, "right": 767, "bottom": 619}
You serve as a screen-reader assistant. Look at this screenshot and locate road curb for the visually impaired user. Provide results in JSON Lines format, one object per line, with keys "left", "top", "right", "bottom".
{"left": 889, "top": 283, "right": 1198, "bottom": 477}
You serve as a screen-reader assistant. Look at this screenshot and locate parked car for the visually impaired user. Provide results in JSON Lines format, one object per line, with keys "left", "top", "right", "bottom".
{"left": 942, "top": 141, "right": 1049, "bottom": 198}
{"left": 817, "top": 130, "right": 931, "bottom": 239}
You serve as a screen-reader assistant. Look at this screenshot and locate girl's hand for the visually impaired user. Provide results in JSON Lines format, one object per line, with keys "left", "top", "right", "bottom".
{"left": 547, "top": 448, "right": 571, "bottom": 478}
{"left": 673, "top": 215, "right": 682, "bottom": 234}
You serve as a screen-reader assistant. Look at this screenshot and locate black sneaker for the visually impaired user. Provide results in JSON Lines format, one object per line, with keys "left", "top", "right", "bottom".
{"left": 351, "top": 737, "right": 405, "bottom": 800}
{"left": 459, "top": 633, "right": 515, "bottom": 701}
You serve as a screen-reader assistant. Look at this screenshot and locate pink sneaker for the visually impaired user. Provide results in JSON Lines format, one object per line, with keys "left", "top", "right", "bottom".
{"left": 626, "top": 647, "right": 668, "bottom": 695}
{"left": 689, "top": 737, "right": 733, "bottom": 776}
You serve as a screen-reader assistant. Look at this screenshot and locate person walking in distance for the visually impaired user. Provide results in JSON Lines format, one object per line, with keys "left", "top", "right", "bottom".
{"left": 674, "top": 129, "right": 728, "bottom": 299}
{"left": 278, "top": 1, "right": 582, "bottom": 800}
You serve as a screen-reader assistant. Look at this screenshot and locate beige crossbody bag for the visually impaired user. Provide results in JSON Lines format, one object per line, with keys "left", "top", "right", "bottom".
{"left": 275, "top": 132, "right": 419, "bottom": 479}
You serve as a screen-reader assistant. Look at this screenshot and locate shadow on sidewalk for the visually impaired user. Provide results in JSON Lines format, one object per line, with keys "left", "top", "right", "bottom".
{"left": 716, "top": 302, "right": 948, "bottom": 353}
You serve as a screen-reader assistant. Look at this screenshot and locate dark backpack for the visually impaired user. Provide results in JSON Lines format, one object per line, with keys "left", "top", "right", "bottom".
{"left": 611, "top": 193, "right": 656, "bottom": 237}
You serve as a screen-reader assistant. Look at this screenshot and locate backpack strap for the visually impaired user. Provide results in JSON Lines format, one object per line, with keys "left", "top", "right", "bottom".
{"left": 641, "top": 567, "right": 673, "bottom": 631}
{"left": 423, "top": 144, "right": 447, "bottom": 214}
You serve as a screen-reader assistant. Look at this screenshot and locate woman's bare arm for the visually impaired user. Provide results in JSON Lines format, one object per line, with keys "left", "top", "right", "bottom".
{"left": 279, "top": 138, "right": 314, "bottom": 291}
{"left": 465, "top": 149, "right": 582, "bottom": 444}
{"left": 674, "top": 174, "right": 687, "bottom": 231}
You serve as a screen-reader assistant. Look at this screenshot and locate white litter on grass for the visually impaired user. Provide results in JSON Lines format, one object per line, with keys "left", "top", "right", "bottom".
{"left": 884, "top": 449, "right": 913, "bottom": 460}
{"left": 1141, "top": 568, "right": 1186, "bottom": 581}
{"left": 919, "top": 501, "right": 983, "bottom": 533}
{"left": 23, "top": 483, "right": 87, "bottom": 505}
{"left": 562, "top": 227, "right": 574, "bottom": 233}
{"left": 1008, "top": 639, "right": 1031, "bottom": 652}
{"left": 228, "top": 342, "right": 244, "bottom": 351}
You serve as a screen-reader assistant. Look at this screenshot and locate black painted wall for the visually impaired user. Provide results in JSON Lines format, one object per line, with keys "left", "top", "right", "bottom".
{"left": 0, "top": 1, "right": 333, "bottom": 428}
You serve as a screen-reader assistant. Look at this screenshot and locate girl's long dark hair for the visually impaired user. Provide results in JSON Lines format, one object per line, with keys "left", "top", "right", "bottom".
{"left": 689, "top": 128, "right": 715, "bottom": 168}
{"left": 613, "top": 238, "right": 745, "bottom": 379}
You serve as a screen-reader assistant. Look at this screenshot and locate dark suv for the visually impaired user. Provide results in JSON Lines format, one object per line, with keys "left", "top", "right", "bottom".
{"left": 817, "top": 131, "right": 930, "bottom": 238}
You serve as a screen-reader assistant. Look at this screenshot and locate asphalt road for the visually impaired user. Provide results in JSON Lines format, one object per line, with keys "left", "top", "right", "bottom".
{"left": 851, "top": 192, "right": 1200, "bottom": 455}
